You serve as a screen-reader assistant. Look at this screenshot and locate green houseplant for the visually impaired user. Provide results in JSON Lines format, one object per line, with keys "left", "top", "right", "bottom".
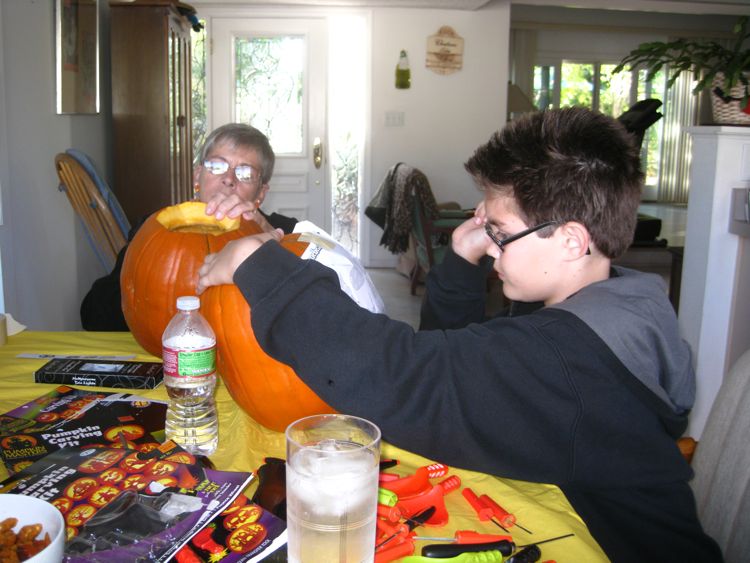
{"left": 613, "top": 16, "right": 750, "bottom": 124}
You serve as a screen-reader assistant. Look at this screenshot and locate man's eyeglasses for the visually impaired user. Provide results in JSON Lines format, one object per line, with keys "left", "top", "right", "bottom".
{"left": 203, "top": 158, "right": 261, "bottom": 184}
{"left": 484, "top": 221, "right": 558, "bottom": 252}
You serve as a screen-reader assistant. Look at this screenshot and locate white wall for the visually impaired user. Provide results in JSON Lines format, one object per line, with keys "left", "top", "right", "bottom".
{"left": 535, "top": 29, "right": 662, "bottom": 65}
{"left": 0, "top": 1, "right": 109, "bottom": 330}
{"left": 365, "top": 4, "right": 509, "bottom": 267}
{"left": 0, "top": 0, "right": 738, "bottom": 328}
{"left": 679, "top": 127, "right": 750, "bottom": 438}
{"left": 1, "top": 0, "right": 507, "bottom": 328}
{"left": 0, "top": 2, "right": 8, "bottom": 315}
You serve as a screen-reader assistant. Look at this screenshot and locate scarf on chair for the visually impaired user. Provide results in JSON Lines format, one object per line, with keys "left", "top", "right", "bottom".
{"left": 365, "top": 163, "right": 440, "bottom": 254}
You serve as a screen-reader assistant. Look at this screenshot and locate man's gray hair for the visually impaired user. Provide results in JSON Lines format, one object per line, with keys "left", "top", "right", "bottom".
{"left": 198, "top": 123, "right": 275, "bottom": 184}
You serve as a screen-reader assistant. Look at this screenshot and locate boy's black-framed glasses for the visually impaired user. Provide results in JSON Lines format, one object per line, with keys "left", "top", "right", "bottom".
{"left": 484, "top": 221, "right": 558, "bottom": 252}
{"left": 203, "top": 158, "right": 261, "bottom": 185}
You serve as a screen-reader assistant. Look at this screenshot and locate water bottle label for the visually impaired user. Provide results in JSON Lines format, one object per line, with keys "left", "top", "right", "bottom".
{"left": 163, "top": 346, "right": 215, "bottom": 378}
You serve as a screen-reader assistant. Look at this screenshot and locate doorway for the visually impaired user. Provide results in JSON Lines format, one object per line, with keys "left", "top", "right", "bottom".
{"left": 211, "top": 17, "right": 329, "bottom": 229}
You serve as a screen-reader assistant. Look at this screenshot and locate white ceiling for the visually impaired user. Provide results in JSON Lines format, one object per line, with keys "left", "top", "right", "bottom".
{"left": 191, "top": 0, "right": 749, "bottom": 15}
{"left": 193, "top": 0, "right": 493, "bottom": 8}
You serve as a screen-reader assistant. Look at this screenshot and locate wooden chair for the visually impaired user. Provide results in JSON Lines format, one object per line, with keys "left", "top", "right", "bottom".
{"left": 367, "top": 162, "right": 476, "bottom": 294}
{"left": 409, "top": 176, "right": 469, "bottom": 295}
{"left": 677, "top": 348, "right": 750, "bottom": 562}
{"left": 56, "top": 151, "right": 130, "bottom": 271}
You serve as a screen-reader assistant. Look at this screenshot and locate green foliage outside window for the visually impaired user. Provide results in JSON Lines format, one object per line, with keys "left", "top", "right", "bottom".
{"left": 330, "top": 133, "right": 360, "bottom": 252}
{"left": 560, "top": 63, "right": 594, "bottom": 108}
{"left": 191, "top": 22, "right": 207, "bottom": 163}
{"left": 533, "top": 65, "right": 555, "bottom": 110}
{"left": 235, "top": 36, "right": 304, "bottom": 154}
{"left": 599, "top": 63, "right": 631, "bottom": 118}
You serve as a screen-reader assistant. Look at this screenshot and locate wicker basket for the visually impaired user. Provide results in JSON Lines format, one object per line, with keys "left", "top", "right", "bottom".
{"left": 711, "top": 73, "right": 750, "bottom": 125}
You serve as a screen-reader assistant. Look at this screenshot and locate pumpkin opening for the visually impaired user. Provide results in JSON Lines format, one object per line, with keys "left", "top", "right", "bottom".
{"left": 157, "top": 201, "right": 241, "bottom": 235}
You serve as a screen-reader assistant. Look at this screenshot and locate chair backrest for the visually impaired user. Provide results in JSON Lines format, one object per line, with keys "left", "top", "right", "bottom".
{"left": 66, "top": 149, "right": 131, "bottom": 238}
{"left": 56, "top": 152, "right": 129, "bottom": 271}
{"left": 412, "top": 185, "right": 436, "bottom": 266}
{"left": 400, "top": 166, "right": 438, "bottom": 263}
{"left": 617, "top": 98, "right": 663, "bottom": 150}
{"left": 690, "top": 348, "right": 750, "bottom": 563}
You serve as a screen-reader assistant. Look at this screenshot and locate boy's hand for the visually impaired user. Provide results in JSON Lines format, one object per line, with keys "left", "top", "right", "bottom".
{"left": 196, "top": 230, "right": 284, "bottom": 294}
{"left": 451, "top": 202, "right": 489, "bottom": 265}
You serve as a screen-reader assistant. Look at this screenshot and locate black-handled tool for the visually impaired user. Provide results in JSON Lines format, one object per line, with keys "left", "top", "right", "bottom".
{"left": 421, "top": 533, "right": 574, "bottom": 558}
{"left": 421, "top": 540, "right": 514, "bottom": 558}
{"left": 507, "top": 545, "right": 541, "bottom": 563}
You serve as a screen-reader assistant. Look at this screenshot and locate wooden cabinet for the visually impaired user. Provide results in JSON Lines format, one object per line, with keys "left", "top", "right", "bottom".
{"left": 110, "top": 0, "right": 194, "bottom": 223}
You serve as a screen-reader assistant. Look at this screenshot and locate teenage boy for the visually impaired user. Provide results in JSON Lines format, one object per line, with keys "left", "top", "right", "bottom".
{"left": 197, "top": 108, "right": 721, "bottom": 562}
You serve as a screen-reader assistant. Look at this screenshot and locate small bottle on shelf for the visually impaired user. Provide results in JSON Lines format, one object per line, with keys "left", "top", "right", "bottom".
{"left": 396, "top": 50, "right": 411, "bottom": 89}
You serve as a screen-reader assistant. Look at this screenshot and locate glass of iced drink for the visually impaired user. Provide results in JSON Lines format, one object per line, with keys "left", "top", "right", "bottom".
{"left": 285, "top": 414, "right": 381, "bottom": 563}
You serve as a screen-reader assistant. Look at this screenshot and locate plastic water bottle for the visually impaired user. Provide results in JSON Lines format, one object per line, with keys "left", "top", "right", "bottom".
{"left": 162, "top": 295, "right": 218, "bottom": 456}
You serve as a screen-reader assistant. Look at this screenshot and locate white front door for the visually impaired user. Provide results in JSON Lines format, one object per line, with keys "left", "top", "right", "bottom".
{"left": 211, "top": 17, "right": 329, "bottom": 229}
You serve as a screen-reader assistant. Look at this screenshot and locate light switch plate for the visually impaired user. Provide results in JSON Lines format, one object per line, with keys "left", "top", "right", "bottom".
{"left": 385, "top": 111, "right": 405, "bottom": 127}
{"left": 729, "top": 187, "right": 750, "bottom": 237}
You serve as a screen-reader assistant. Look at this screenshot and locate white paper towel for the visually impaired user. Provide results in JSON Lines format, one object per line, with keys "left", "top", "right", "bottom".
{"left": 294, "top": 221, "right": 385, "bottom": 314}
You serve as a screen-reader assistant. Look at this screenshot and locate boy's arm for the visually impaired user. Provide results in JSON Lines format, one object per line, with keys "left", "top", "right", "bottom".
{"left": 419, "top": 248, "right": 491, "bottom": 330}
{"left": 419, "top": 206, "right": 494, "bottom": 329}
{"left": 232, "top": 242, "right": 579, "bottom": 483}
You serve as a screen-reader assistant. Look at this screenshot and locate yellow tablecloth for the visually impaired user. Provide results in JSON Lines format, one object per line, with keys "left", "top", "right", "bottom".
{"left": 0, "top": 331, "right": 609, "bottom": 562}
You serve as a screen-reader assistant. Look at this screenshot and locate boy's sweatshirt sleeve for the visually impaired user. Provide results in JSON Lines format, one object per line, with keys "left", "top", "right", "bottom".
{"left": 420, "top": 248, "right": 491, "bottom": 330}
{"left": 230, "top": 241, "right": 579, "bottom": 485}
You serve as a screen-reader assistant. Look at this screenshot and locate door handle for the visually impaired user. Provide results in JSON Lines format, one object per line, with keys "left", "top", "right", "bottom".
{"left": 313, "top": 137, "right": 323, "bottom": 169}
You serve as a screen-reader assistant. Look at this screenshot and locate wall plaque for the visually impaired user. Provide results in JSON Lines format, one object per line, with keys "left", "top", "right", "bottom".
{"left": 426, "top": 26, "right": 464, "bottom": 75}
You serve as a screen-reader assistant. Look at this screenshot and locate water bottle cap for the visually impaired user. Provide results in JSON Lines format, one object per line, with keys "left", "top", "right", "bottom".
{"left": 176, "top": 296, "right": 200, "bottom": 311}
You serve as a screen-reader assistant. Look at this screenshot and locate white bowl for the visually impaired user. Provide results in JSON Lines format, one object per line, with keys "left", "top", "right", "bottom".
{"left": 0, "top": 493, "right": 65, "bottom": 563}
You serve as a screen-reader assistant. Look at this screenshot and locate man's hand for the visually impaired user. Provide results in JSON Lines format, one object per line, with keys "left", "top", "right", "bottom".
{"left": 450, "top": 202, "right": 489, "bottom": 265}
{"left": 204, "top": 191, "right": 261, "bottom": 223}
{"left": 196, "top": 230, "right": 284, "bottom": 294}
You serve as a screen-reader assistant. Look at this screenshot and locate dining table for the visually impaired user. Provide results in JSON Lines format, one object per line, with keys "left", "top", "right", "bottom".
{"left": 0, "top": 330, "right": 609, "bottom": 562}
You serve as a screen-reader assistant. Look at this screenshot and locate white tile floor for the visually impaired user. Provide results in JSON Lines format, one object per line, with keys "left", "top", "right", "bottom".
{"left": 367, "top": 268, "right": 423, "bottom": 329}
{"left": 638, "top": 203, "right": 688, "bottom": 247}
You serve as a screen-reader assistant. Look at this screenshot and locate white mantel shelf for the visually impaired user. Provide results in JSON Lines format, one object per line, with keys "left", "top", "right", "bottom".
{"left": 688, "top": 125, "right": 750, "bottom": 136}
{"left": 680, "top": 126, "right": 750, "bottom": 438}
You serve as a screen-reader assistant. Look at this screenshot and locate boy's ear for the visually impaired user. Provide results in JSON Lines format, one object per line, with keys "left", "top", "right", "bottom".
{"left": 560, "top": 221, "right": 591, "bottom": 259}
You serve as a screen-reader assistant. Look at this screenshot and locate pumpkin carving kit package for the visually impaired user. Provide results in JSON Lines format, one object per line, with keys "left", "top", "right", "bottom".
{"left": 0, "top": 386, "right": 167, "bottom": 476}
{"left": 0, "top": 385, "right": 288, "bottom": 562}
{"left": 0, "top": 444, "right": 287, "bottom": 562}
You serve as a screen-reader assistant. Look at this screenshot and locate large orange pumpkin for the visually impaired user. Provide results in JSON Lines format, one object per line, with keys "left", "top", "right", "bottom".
{"left": 202, "top": 281, "right": 337, "bottom": 432}
{"left": 121, "top": 201, "right": 336, "bottom": 431}
{"left": 121, "top": 201, "right": 263, "bottom": 357}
